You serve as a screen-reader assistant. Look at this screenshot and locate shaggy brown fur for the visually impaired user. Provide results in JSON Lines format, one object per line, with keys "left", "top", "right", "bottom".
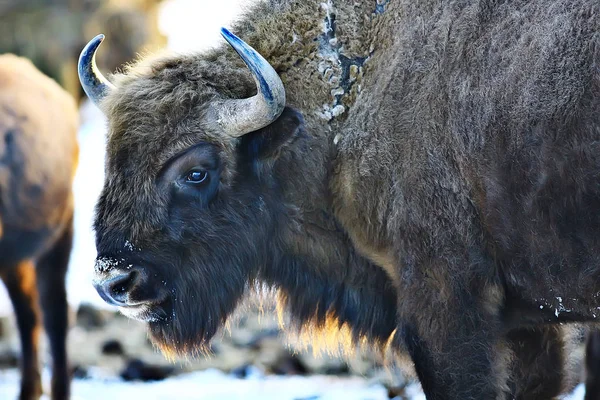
{"left": 0, "top": 55, "right": 78, "bottom": 400}
{"left": 89, "top": 0, "right": 600, "bottom": 398}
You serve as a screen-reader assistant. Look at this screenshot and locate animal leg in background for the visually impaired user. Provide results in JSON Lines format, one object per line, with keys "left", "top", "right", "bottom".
{"left": 399, "top": 272, "right": 506, "bottom": 400}
{"left": 1, "top": 261, "right": 43, "bottom": 400}
{"left": 36, "top": 218, "right": 74, "bottom": 400}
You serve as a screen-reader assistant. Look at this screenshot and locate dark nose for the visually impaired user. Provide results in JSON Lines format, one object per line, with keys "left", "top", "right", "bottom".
{"left": 94, "top": 270, "right": 140, "bottom": 306}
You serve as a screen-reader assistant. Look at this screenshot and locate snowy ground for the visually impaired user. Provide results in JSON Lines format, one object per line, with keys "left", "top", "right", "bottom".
{"left": 0, "top": 366, "right": 587, "bottom": 400}
{"left": 0, "top": 367, "right": 398, "bottom": 400}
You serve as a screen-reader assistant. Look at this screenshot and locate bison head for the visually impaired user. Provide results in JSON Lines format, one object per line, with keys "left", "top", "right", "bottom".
{"left": 79, "top": 30, "right": 310, "bottom": 356}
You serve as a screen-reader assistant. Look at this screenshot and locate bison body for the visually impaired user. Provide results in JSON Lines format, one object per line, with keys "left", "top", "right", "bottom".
{"left": 0, "top": 55, "right": 78, "bottom": 400}
{"left": 81, "top": 0, "right": 600, "bottom": 398}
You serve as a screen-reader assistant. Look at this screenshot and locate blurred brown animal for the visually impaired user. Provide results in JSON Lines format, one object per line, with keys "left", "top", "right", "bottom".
{"left": 0, "top": 55, "right": 78, "bottom": 400}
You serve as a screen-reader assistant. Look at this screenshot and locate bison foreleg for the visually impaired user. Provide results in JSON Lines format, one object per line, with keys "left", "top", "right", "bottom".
{"left": 0, "top": 260, "right": 43, "bottom": 400}
{"left": 506, "top": 326, "right": 568, "bottom": 400}
{"left": 398, "top": 280, "right": 508, "bottom": 400}
{"left": 36, "top": 219, "right": 73, "bottom": 400}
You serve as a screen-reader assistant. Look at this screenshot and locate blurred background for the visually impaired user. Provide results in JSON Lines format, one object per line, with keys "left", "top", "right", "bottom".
{"left": 0, "top": 1, "right": 415, "bottom": 399}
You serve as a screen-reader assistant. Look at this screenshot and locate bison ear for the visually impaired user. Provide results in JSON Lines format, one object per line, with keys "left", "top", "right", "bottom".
{"left": 239, "top": 107, "right": 305, "bottom": 162}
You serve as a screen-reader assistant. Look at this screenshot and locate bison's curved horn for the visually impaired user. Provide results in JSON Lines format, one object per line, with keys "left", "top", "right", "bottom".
{"left": 78, "top": 34, "right": 115, "bottom": 107}
{"left": 213, "top": 28, "right": 286, "bottom": 137}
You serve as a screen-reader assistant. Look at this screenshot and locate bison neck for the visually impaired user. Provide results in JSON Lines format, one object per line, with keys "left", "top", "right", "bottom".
{"left": 253, "top": 135, "right": 397, "bottom": 349}
{"left": 231, "top": 0, "right": 399, "bottom": 270}
{"left": 220, "top": 1, "right": 399, "bottom": 347}
{"left": 259, "top": 223, "right": 398, "bottom": 349}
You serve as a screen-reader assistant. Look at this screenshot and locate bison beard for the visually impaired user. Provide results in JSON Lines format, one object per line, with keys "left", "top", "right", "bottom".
{"left": 151, "top": 215, "right": 268, "bottom": 357}
{"left": 80, "top": 0, "right": 600, "bottom": 398}
{"left": 146, "top": 240, "right": 399, "bottom": 359}
{"left": 146, "top": 252, "right": 248, "bottom": 358}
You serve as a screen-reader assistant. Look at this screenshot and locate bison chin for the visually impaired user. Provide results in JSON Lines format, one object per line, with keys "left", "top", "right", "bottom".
{"left": 144, "top": 260, "right": 249, "bottom": 359}
{"left": 148, "top": 318, "right": 218, "bottom": 359}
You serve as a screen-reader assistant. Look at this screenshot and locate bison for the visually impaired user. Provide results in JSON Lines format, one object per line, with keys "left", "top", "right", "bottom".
{"left": 0, "top": 55, "right": 77, "bottom": 399}
{"left": 79, "top": 0, "right": 600, "bottom": 398}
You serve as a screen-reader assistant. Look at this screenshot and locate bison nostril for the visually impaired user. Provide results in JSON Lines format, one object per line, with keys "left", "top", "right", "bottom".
{"left": 95, "top": 271, "right": 139, "bottom": 306}
{"left": 110, "top": 271, "right": 137, "bottom": 298}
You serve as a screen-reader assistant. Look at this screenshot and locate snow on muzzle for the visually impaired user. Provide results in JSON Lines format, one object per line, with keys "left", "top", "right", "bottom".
{"left": 93, "top": 256, "right": 170, "bottom": 319}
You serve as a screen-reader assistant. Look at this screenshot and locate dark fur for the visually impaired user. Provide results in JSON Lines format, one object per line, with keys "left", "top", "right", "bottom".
{"left": 587, "top": 330, "right": 600, "bottom": 400}
{"left": 0, "top": 55, "right": 78, "bottom": 400}
{"left": 92, "top": 0, "right": 600, "bottom": 398}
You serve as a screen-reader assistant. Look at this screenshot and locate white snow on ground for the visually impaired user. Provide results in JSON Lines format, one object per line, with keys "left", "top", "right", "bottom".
{"left": 0, "top": 367, "right": 391, "bottom": 400}
{"left": 0, "top": 366, "right": 587, "bottom": 400}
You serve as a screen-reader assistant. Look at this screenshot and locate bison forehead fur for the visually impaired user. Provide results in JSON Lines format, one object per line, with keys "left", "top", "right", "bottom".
{"left": 89, "top": 0, "right": 600, "bottom": 397}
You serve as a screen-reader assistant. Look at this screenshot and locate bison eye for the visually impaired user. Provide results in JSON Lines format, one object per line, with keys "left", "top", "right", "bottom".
{"left": 185, "top": 170, "right": 208, "bottom": 184}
